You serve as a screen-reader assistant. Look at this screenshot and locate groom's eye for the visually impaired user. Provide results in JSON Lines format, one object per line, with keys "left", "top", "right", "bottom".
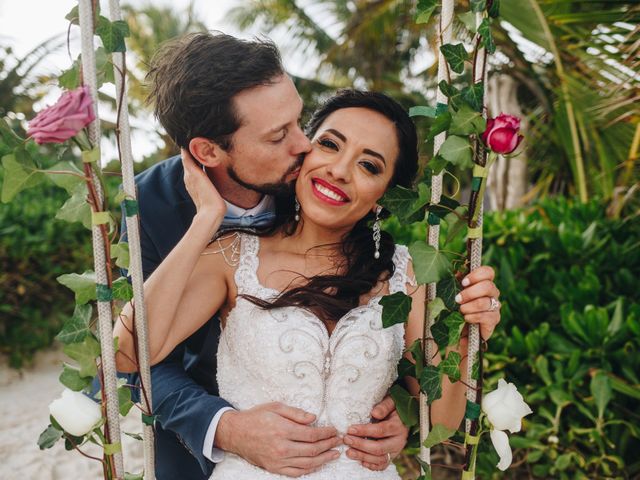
{"left": 271, "top": 129, "right": 287, "bottom": 143}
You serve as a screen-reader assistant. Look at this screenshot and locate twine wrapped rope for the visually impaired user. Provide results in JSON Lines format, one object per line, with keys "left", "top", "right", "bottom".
{"left": 107, "top": 1, "right": 155, "bottom": 478}
{"left": 78, "top": 0, "right": 124, "bottom": 477}
{"left": 79, "top": 0, "right": 155, "bottom": 477}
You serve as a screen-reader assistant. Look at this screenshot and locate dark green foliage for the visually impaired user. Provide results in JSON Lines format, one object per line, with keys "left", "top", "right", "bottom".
{"left": 390, "top": 196, "right": 640, "bottom": 478}
{"left": 0, "top": 143, "right": 122, "bottom": 368}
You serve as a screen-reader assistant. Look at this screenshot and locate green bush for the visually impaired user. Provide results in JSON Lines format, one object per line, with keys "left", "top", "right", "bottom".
{"left": 0, "top": 140, "right": 123, "bottom": 368}
{"left": 389, "top": 196, "right": 640, "bottom": 479}
{"left": 0, "top": 172, "right": 92, "bottom": 367}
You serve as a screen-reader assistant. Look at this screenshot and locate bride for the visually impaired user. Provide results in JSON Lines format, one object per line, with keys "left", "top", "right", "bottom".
{"left": 115, "top": 90, "right": 500, "bottom": 479}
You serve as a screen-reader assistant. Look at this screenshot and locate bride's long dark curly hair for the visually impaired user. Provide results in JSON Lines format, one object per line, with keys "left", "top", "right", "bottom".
{"left": 243, "top": 90, "right": 419, "bottom": 324}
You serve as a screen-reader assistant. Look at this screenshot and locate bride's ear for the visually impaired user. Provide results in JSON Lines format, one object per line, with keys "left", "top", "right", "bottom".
{"left": 188, "top": 137, "right": 227, "bottom": 168}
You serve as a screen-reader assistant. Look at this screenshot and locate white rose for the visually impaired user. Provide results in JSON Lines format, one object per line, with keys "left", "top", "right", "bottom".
{"left": 49, "top": 389, "right": 102, "bottom": 437}
{"left": 490, "top": 429, "right": 513, "bottom": 471}
{"left": 482, "top": 378, "right": 532, "bottom": 433}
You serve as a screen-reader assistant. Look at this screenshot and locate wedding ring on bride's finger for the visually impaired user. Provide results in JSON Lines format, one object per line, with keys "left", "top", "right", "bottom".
{"left": 386, "top": 452, "right": 392, "bottom": 465}
{"left": 488, "top": 297, "right": 501, "bottom": 312}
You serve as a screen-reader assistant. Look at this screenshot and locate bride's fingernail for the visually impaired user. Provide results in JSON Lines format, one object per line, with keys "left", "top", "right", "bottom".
{"left": 455, "top": 293, "right": 463, "bottom": 303}
{"left": 462, "top": 277, "right": 470, "bottom": 287}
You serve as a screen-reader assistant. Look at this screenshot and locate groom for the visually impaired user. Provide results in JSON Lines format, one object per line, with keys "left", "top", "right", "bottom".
{"left": 123, "top": 32, "right": 409, "bottom": 479}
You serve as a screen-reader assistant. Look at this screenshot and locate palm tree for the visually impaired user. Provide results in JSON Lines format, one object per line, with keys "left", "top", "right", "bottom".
{"left": 230, "top": 0, "right": 640, "bottom": 213}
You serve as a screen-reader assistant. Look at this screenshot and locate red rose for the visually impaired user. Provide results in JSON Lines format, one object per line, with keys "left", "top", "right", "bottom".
{"left": 481, "top": 113, "right": 523, "bottom": 154}
{"left": 27, "top": 86, "right": 95, "bottom": 144}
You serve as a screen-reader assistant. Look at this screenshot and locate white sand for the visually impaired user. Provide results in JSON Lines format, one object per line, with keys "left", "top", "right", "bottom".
{"left": 0, "top": 347, "right": 144, "bottom": 479}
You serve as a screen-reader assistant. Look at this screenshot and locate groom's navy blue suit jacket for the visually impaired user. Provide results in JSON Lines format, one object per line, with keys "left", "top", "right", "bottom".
{"left": 123, "top": 155, "right": 236, "bottom": 479}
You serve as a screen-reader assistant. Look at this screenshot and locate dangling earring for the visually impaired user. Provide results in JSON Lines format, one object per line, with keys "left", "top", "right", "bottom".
{"left": 294, "top": 197, "right": 300, "bottom": 222}
{"left": 373, "top": 205, "right": 382, "bottom": 259}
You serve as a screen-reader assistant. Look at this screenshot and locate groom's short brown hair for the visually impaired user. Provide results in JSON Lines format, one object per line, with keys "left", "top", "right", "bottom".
{"left": 147, "top": 32, "right": 284, "bottom": 151}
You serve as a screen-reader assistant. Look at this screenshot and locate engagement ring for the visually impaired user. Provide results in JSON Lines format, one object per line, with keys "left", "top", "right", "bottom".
{"left": 488, "top": 297, "right": 500, "bottom": 312}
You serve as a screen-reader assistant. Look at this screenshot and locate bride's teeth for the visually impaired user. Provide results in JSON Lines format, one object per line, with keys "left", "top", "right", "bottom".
{"left": 315, "top": 182, "right": 345, "bottom": 202}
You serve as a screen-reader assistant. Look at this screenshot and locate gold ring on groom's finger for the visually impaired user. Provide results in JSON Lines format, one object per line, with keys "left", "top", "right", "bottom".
{"left": 488, "top": 297, "right": 500, "bottom": 312}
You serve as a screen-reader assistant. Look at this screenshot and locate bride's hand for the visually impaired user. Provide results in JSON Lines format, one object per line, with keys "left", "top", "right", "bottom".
{"left": 457, "top": 265, "right": 501, "bottom": 341}
{"left": 181, "top": 150, "right": 227, "bottom": 220}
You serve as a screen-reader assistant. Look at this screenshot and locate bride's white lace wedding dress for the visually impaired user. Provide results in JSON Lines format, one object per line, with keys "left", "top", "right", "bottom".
{"left": 210, "top": 234, "right": 413, "bottom": 479}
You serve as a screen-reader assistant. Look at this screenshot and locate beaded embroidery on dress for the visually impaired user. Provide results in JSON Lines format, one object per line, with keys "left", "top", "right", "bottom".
{"left": 210, "top": 234, "right": 413, "bottom": 479}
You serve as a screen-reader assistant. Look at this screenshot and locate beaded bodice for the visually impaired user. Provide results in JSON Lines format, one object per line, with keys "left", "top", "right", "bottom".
{"left": 211, "top": 234, "right": 411, "bottom": 479}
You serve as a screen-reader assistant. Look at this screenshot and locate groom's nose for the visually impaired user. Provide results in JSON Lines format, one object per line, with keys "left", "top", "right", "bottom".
{"left": 290, "top": 125, "right": 312, "bottom": 155}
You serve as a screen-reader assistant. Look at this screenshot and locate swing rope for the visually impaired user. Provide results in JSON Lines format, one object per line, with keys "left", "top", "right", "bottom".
{"left": 420, "top": 0, "right": 455, "bottom": 469}
{"left": 107, "top": 1, "right": 155, "bottom": 477}
{"left": 78, "top": 0, "right": 124, "bottom": 477}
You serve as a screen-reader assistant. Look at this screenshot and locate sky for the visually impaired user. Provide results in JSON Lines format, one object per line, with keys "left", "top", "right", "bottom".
{"left": 0, "top": 0, "right": 312, "bottom": 161}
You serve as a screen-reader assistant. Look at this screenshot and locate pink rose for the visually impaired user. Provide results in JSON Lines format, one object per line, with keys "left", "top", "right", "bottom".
{"left": 481, "top": 113, "right": 523, "bottom": 154}
{"left": 27, "top": 86, "right": 95, "bottom": 144}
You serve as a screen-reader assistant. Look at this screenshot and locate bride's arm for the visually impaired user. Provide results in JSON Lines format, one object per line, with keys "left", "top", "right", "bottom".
{"left": 114, "top": 216, "right": 231, "bottom": 372}
{"left": 114, "top": 154, "right": 230, "bottom": 372}
{"left": 404, "top": 262, "right": 501, "bottom": 430}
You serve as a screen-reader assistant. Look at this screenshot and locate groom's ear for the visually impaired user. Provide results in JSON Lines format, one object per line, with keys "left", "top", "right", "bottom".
{"left": 188, "top": 137, "right": 227, "bottom": 168}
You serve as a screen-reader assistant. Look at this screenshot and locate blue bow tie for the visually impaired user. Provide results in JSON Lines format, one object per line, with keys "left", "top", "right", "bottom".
{"left": 222, "top": 211, "right": 276, "bottom": 229}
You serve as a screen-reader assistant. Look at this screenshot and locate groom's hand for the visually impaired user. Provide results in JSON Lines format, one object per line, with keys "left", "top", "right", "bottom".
{"left": 215, "top": 402, "right": 342, "bottom": 477}
{"left": 343, "top": 395, "right": 408, "bottom": 471}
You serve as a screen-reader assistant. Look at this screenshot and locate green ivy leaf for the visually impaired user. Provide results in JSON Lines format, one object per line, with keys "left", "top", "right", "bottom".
{"left": 420, "top": 365, "right": 443, "bottom": 405}
{"left": 440, "top": 43, "right": 469, "bottom": 74}
{"left": 380, "top": 186, "right": 418, "bottom": 217}
{"left": 57, "top": 271, "right": 97, "bottom": 305}
{"left": 444, "top": 206, "right": 469, "bottom": 244}
{"left": 59, "top": 363, "right": 92, "bottom": 391}
{"left": 96, "top": 16, "right": 130, "bottom": 53}
{"left": 471, "top": 350, "right": 480, "bottom": 381}
{"left": 489, "top": 0, "right": 500, "bottom": 17}
{"left": 389, "top": 384, "right": 419, "bottom": 427}
{"left": 1, "top": 150, "right": 44, "bottom": 203}
{"left": 398, "top": 357, "right": 414, "bottom": 378}
{"left": 465, "top": 399, "right": 481, "bottom": 420}
{"left": 111, "top": 242, "right": 130, "bottom": 270}
{"left": 59, "top": 62, "right": 81, "bottom": 89}
{"left": 458, "top": 11, "right": 478, "bottom": 33}
{"left": 462, "top": 83, "right": 485, "bottom": 112}
{"left": 441, "top": 351, "right": 462, "bottom": 382}
{"left": 437, "top": 275, "right": 460, "bottom": 311}
{"left": 118, "top": 380, "right": 134, "bottom": 416}
{"left": 449, "top": 103, "right": 487, "bottom": 136}
{"left": 438, "top": 135, "right": 474, "bottom": 169}
{"left": 112, "top": 277, "right": 133, "bottom": 302}
{"left": 409, "top": 105, "right": 437, "bottom": 118}
{"left": 427, "top": 154, "right": 448, "bottom": 175}
{"left": 427, "top": 297, "right": 447, "bottom": 322}
{"left": 63, "top": 335, "right": 101, "bottom": 378}
{"left": 471, "top": 0, "right": 487, "bottom": 12}
{"left": 430, "top": 318, "right": 449, "bottom": 355}
{"left": 0, "top": 117, "right": 25, "bottom": 148}
{"left": 407, "top": 339, "right": 424, "bottom": 378}
{"left": 408, "top": 242, "right": 452, "bottom": 285}
{"left": 45, "top": 161, "right": 85, "bottom": 194}
{"left": 478, "top": 18, "right": 496, "bottom": 54}
{"left": 124, "top": 432, "right": 143, "bottom": 441}
{"left": 591, "top": 371, "right": 612, "bottom": 419}
{"left": 56, "top": 183, "right": 92, "bottom": 229}
{"left": 65, "top": 5, "right": 80, "bottom": 25}
{"left": 426, "top": 111, "right": 452, "bottom": 142}
{"left": 416, "top": 0, "right": 438, "bottom": 24}
{"left": 381, "top": 292, "right": 413, "bottom": 328}
{"left": 38, "top": 425, "right": 63, "bottom": 450}
{"left": 56, "top": 304, "right": 92, "bottom": 344}
{"left": 444, "top": 311, "right": 465, "bottom": 345}
{"left": 124, "top": 473, "right": 144, "bottom": 480}
{"left": 423, "top": 423, "right": 456, "bottom": 448}
{"left": 95, "top": 47, "right": 116, "bottom": 87}
{"left": 104, "top": 442, "right": 122, "bottom": 455}
{"left": 141, "top": 412, "right": 156, "bottom": 426}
